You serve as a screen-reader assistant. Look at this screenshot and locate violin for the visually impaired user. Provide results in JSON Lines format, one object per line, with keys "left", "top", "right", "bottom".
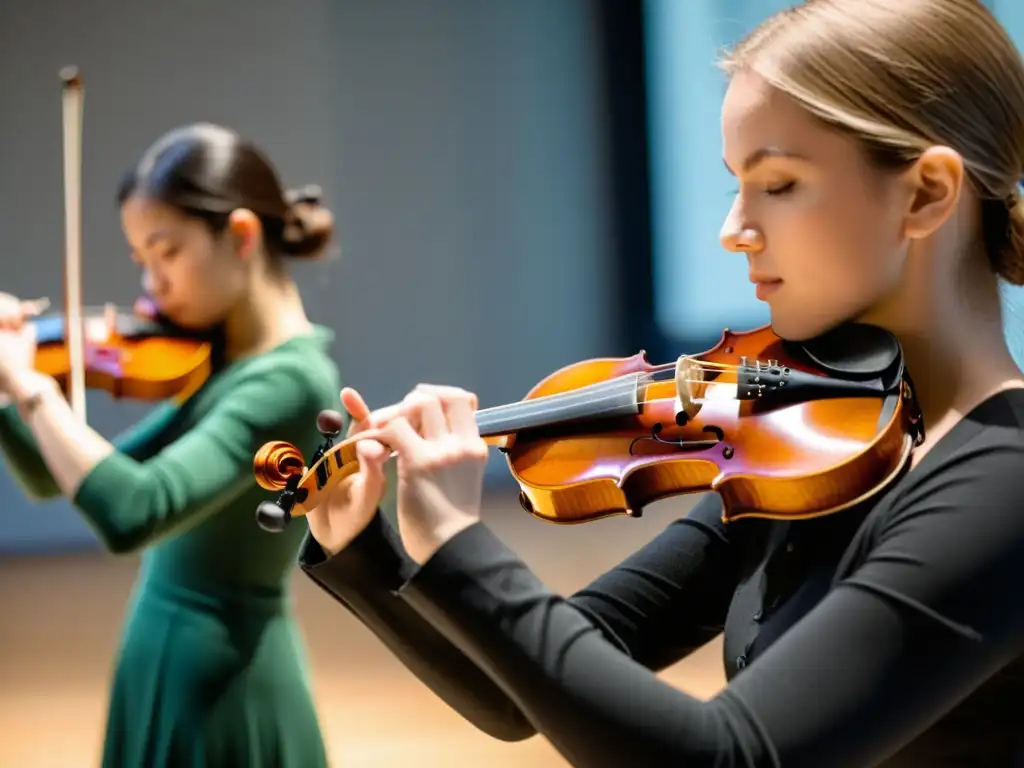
{"left": 32, "top": 67, "right": 213, "bottom": 411}
{"left": 32, "top": 296, "right": 212, "bottom": 402}
{"left": 250, "top": 322, "right": 925, "bottom": 532}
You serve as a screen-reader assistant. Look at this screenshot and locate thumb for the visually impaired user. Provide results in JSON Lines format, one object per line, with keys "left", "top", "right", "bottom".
{"left": 354, "top": 438, "right": 389, "bottom": 499}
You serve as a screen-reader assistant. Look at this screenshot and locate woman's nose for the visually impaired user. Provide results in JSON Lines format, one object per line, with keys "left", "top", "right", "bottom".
{"left": 719, "top": 208, "right": 764, "bottom": 254}
{"left": 141, "top": 271, "right": 166, "bottom": 300}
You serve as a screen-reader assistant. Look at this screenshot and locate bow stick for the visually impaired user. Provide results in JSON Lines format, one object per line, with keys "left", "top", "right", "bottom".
{"left": 60, "top": 66, "right": 86, "bottom": 422}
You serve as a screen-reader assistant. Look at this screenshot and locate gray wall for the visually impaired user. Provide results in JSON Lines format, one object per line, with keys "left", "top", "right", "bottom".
{"left": 0, "top": 0, "right": 621, "bottom": 552}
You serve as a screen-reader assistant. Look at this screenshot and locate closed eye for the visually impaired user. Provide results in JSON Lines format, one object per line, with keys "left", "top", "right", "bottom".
{"left": 765, "top": 181, "right": 796, "bottom": 196}
{"left": 727, "top": 181, "right": 796, "bottom": 197}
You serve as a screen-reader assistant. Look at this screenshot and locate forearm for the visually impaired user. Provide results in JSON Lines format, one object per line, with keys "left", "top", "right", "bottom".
{"left": 399, "top": 522, "right": 767, "bottom": 767}
{"left": 0, "top": 404, "right": 61, "bottom": 498}
{"left": 9, "top": 371, "right": 114, "bottom": 497}
{"left": 301, "top": 511, "right": 536, "bottom": 742}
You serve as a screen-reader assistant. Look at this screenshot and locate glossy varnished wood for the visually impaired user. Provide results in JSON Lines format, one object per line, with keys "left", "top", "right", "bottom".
{"left": 36, "top": 335, "right": 212, "bottom": 401}
{"left": 32, "top": 309, "right": 213, "bottom": 402}
{"left": 503, "top": 325, "right": 915, "bottom": 524}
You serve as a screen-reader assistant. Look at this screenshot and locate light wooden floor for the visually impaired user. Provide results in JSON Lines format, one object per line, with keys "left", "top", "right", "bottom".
{"left": 0, "top": 493, "right": 724, "bottom": 767}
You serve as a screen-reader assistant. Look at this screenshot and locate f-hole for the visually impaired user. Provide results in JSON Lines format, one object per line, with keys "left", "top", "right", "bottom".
{"left": 703, "top": 425, "right": 725, "bottom": 441}
{"left": 627, "top": 421, "right": 722, "bottom": 456}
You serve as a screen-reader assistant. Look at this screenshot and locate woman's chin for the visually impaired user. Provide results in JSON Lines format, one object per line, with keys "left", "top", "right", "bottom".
{"left": 769, "top": 310, "right": 843, "bottom": 343}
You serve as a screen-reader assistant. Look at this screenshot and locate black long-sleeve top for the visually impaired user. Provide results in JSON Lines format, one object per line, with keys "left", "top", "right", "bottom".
{"left": 299, "top": 389, "right": 1024, "bottom": 767}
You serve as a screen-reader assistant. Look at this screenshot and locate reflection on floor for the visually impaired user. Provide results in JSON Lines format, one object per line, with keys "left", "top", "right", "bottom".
{"left": 0, "top": 492, "right": 724, "bottom": 767}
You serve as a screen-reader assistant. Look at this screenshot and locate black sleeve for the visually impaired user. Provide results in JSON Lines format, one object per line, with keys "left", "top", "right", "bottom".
{"left": 396, "top": 440, "right": 1024, "bottom": 767}
{"left": 299, "top": 510, "right": 534, "bottom": 742}
{"left": 299, "top": 493, "right": 737, "bottom": 739}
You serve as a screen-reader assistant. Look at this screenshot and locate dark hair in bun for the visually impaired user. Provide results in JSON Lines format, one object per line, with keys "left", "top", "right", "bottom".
{"left": 118, "top": 122, "right": 334, "bottom": 263}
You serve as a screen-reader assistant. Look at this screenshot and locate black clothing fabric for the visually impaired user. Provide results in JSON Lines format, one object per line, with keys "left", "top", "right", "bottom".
{"left": 300, "top": 389, "right": 1024, "bottom": 767}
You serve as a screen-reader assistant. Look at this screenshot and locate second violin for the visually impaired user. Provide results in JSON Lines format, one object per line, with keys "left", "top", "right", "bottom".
{"left": 251, "top": 322, "right": 924, "bottom": 532}
{"left": 31, "top": 296, "right": 212, "bottom": 403}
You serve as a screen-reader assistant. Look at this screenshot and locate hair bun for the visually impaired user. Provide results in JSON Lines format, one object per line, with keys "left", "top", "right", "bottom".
{"left": 993, "top": 195, "right": 1024, "bottom": 286}
{"left": 281, "top": 184, "right": 334, "bottom": 260}
{"left": 285, "top": 184, "right": 323, "bottom": 207}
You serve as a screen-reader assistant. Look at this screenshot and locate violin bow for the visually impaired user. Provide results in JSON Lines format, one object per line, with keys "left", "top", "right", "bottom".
{"left": 60, "top": 67, "right": 87, "bottom": 422}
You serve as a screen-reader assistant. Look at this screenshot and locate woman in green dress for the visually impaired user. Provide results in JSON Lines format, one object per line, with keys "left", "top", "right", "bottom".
{"left": 0, "top": 123, "right": 339, "bottom": 767}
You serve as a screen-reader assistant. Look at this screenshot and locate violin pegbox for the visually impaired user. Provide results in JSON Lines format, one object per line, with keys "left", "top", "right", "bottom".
{"left": 253, "top": 409, "right": 347, "bottom": 534}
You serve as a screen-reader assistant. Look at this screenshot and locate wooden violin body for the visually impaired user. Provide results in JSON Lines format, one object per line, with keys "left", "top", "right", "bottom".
{"left": 32, "top": 298, "right": 213, "bottom": 402}
{"left": 492, "top": 324, "right": 919, "bottom": 524}
{"left": 251, "top": 323, "right": 924, "bottom": 532}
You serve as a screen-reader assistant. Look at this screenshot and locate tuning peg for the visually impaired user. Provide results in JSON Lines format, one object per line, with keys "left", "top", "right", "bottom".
{"left": 316, "top": 409, "right": 345, "bottom": 440}
{"left": 254, "top": 472, "right": 303, "bottom": 534}
{"left": 255, "top": 501, "right": 291, "bottom": 532}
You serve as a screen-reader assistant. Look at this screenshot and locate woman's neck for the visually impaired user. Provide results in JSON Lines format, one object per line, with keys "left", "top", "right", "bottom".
{"left": 898, "top": 328, "right": 1015, "bottom": 425}
{"left": 871, "top": 258, "right": 1023, "bottom": 454}
{"left": 222, "top": 277, "right": 313, "bottom": 362}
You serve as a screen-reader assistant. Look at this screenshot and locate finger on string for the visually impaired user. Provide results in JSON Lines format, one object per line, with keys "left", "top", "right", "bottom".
{"left": 378, "top": 416, "right": 427, "bottom": 461}
{"left": 413, "top": 384, "right": 479, "bottom": 438}
{"left": 365, "top": 402, "right": 406, "bottom": 430}
{"left": 405, "top": 389, "right": 447, "bottom": 440}
{"left": 354, "top": 427, "right": 386, "bottom": 445}
{"left": 444, "top": 391, "right": 479, "bottom": 438}
{"left": 414, "top": 383, "right": 479, "bottom": 410}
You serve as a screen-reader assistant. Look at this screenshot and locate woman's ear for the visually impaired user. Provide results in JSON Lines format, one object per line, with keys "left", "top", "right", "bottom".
{"left": 226, "top": 208, "right": 262, "bottom": 260}
{"left": 901, "top": 145, "right": 965, "bottom": 242}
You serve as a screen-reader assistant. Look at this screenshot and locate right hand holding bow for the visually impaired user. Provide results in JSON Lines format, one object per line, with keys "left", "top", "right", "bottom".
{"left": 0, "top": 293, "right": 49, "bottom": 404}
{"left": 0, "top": 293, "right": 49, "bottom": 331}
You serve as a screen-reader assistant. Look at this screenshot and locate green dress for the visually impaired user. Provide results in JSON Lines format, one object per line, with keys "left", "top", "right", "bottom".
{"left": 0, "top": 327, "right": 340, "bottom": 768}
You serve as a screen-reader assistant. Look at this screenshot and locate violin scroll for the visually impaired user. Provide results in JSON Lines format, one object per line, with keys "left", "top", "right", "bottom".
{"left": 253, "top": 441, "right": 306, "bottom": 491}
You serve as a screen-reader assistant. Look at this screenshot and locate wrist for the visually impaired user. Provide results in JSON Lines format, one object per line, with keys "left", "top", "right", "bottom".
{"left": 8, "top": 371, "right": 59, "bottom": 413}
{"left": 406, "top": 516, "right": 477, "bottom": 565}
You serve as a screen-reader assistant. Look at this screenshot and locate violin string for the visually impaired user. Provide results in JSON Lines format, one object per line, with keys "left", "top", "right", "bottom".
{"left": 633, "top": 362, "right": 742, "bottom": 387}
{"left": 479, "top": 362, "right": 747, "bottom": 415}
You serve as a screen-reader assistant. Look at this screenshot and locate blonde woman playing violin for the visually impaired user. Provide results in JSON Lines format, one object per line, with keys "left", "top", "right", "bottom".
{"left": 297, "top": 2, "right": 1024, "bottom": 766}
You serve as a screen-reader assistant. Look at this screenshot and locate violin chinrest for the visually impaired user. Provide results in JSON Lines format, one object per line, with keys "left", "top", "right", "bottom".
{"left": 788, "top": 323, "right": 903, "bottom": 386}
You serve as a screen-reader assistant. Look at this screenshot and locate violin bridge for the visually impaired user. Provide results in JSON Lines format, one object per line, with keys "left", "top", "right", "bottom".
{"left": 674, "top": 355, "right": 704, "bottom": 420}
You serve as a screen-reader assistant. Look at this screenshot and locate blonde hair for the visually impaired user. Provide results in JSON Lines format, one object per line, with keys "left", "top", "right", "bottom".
{"left": 720, "top": 0, "right": 1024, "bottom": 285}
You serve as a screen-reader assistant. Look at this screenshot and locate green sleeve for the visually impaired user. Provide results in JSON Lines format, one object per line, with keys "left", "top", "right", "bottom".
{"left": 0, "top": 401, "right": 176, "bottom": 501}
{"left": 72, "top": 363, "right": 328, "bottom": 554}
